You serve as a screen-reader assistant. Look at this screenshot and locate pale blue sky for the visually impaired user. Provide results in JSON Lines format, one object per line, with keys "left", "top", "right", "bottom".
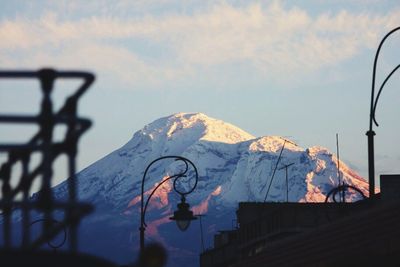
{"left": 1, "top": 0, "right": 399, "bottom": 189}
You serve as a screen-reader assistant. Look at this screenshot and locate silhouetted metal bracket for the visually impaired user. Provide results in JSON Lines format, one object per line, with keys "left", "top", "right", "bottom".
{"left": 0, "top": 69, "right": 95, "bottom": 252}
{"left": 324, "top": 184, "right": 367, "bottom": 203}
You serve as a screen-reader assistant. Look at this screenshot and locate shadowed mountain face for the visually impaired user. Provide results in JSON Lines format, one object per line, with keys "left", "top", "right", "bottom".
{"left": 49, "top": 112, "right": 368, "bottom": 266}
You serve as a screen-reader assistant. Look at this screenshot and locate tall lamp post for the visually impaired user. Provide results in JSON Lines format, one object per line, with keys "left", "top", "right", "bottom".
{"left": 139, "top": 156, "right": 198, "bottom": 254}
{"left": 367, "top": 26, "right": 400, "bottom": 198}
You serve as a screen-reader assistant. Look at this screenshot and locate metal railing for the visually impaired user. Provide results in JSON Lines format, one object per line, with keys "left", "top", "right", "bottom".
{"left": 0, "top": 69, "right": 94, "bottom": 252}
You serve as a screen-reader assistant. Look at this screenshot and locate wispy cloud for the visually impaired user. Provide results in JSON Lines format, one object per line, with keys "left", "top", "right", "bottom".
{"left": 1, "top": 2, "right": 399, "bottom": 89}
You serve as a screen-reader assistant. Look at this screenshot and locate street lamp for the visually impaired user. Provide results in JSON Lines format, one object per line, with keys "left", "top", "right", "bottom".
{"left": 139, "top": 156, "right": 198, "bottom": 254}
{"left": 367, "top": 26, "right": 400, "bottom": 198}
{"left": 169, "top": 196, "right": 197, "bottom": 231}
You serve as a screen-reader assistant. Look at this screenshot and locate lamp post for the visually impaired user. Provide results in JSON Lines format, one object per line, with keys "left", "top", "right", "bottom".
{"left": 367, "top": 26, "right": 400, "bottom": 198}
{"left": 139, "top": 156, "right": 198, "bottom": 254}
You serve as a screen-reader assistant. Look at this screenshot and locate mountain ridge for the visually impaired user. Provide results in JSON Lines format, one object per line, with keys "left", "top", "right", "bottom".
{"left": 49, "top": 112, "right": 369, "bottom": 266}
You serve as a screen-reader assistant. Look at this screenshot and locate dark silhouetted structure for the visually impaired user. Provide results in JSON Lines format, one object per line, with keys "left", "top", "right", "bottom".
{"left": 200, "top": 175, "right": 400, "bottom": 267}
{"left": 0, "top": 69, "right": 115, "bottom": 266}
{"left": 367, "top": 26, "right": 400, "bottom": 198}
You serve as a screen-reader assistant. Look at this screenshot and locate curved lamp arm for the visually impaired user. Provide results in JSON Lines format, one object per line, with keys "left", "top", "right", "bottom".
{"left": 142, "top": 173, "right": 184, "bottom": 227}
{"left": 372, "top": 63, "right": 400, "bottom": 126}
{"left": 140, "top": 155, "right": 198, "bottom": 228}
{"left": 172, "top": 158, "right": 198, "bottom": 197}
{"left": 369, "top": 26, "right": 400, "bottom": 130}
{"left": 324, "top": 184, "right": 366, "bottom": 203}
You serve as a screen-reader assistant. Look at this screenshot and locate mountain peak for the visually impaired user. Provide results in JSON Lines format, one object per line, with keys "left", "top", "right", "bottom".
{"left": 140, "top": 112, "right": 255, "bottom": 145}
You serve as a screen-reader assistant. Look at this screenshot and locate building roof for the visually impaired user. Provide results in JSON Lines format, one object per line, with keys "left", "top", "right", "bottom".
{"left": 232, "top": 199, "right": 400, "bottom": 267}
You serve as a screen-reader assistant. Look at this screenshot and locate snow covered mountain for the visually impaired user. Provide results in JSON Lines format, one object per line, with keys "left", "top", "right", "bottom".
{"left": 51, "top": 112, "right": 368, "bottom": 266}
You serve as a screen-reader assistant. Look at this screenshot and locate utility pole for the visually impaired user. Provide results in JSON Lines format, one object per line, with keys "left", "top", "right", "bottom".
{"left": 197, "top": 214, "right": 206, "bottom": 253}
{"left": 262, "top": 137, "right": 297, "bottom": 202}
{"left": 278, "top": 163, "right": 294, "bottom": 202}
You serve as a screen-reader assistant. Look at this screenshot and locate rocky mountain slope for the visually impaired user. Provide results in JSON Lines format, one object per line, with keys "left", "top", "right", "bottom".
{"left": 50, "top": 112, "right": 369, "bottom": 266}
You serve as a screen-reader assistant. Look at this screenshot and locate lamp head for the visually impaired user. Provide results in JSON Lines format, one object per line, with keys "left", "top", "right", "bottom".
{"left": 169, "top": 196, "right": 197, "bottom": 231}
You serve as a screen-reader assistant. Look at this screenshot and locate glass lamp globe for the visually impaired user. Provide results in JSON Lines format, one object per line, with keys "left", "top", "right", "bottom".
{"left": 169, "top": 197, "right": 197, "bottom": 232}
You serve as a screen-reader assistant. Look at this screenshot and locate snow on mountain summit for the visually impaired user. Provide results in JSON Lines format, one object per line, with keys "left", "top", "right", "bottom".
{"left": 140, "top": 112, "right": 254, "bottom": 143}
{"left": 49, "top": 112, "right": 369, "bottom": 266}
{"left": 248, "top": 136, "right": 302, "bottom": 152}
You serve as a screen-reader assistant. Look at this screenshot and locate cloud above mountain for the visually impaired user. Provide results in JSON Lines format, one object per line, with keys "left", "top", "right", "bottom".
{"left": 1, "top": 1, "right": 399, "bottom": 88}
